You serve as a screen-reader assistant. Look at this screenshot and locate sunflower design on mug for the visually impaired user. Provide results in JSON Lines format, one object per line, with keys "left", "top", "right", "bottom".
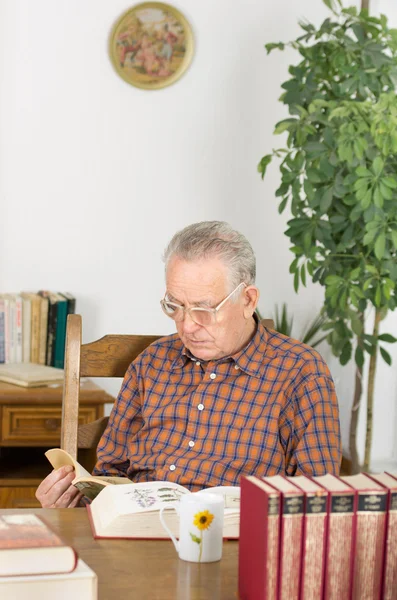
{"left": 190, "top": 510, "right": 215, "bottom": 562}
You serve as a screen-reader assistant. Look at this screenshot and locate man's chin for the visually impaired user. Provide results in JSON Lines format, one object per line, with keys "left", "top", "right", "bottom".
{"left": 186, "top": 341, "right": 220, "bottom": 361}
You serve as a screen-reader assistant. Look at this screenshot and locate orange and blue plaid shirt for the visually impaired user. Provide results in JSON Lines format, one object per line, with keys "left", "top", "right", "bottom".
{"left": 94, "top": 322, "right": 341, "bottom": 490}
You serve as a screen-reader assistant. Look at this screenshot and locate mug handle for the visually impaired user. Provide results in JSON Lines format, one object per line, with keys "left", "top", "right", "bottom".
{"left": 159, "top": 505, "right": 180, "bottom": 554}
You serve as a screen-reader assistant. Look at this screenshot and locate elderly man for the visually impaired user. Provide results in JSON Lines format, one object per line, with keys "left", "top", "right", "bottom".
{"left": 36, "top": 221, "right": 341, "bottom": 508}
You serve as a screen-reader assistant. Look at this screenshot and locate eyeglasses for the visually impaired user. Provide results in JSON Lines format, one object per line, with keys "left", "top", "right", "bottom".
{"left": 160, "top": 282, "right": 247, "bottom": 327}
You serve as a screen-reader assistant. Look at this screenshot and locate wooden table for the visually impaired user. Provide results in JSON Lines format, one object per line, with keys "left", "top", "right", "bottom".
{"left": 0, "top": 380, "right": 114, "bottom": 508}
{"left": 0, "top": 508, "right": 239, "bottom": 600}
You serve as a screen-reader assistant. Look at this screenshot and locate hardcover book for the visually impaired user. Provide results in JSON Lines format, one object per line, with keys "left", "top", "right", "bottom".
{"left": 0, "top": 297, "right": 5, "bottom": 363}
{"left": 239, "top": 476, "right": 280, "bottom": 600}
{"left": 0, "top": 513, "right": 77, "bottom": 577}
{"left": 288, "top": 475, "right": 327, "bottom": 600}
{"left": 87, "top": 480, "right": 240, "bottom": 540}
{"left": 366, "top": 472, "right": 397, "bottom": 600}
{"left": 262, "top": 475, "right": 304, "bottom": 600}
{"left": 0, "top": 558, "right": 97, "bottom": 600}
{"left": 342, "top": 473, "right": 388, "bottom": 600}
{"left": 315, "top": 473, "right": 356, "bottom": 600}
{"left": 53, "top": 293, "right": 68, "bottom": 368}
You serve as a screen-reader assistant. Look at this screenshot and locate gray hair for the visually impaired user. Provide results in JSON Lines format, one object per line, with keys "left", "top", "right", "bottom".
{"left": 163, "top": 221, "right": 256, "bottom": 288}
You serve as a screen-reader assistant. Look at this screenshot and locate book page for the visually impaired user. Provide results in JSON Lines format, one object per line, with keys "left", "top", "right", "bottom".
{"left": 45, "top": 448, "right": 91, "bottom": 479}
{"left": 201, "top": 485, "right": 240, "bottom": 510}
{"left": 73, "top": 476, "right": 131, "bottom": 501}
{"left": 94, "top": 481, "right": 191, "bottom": 515}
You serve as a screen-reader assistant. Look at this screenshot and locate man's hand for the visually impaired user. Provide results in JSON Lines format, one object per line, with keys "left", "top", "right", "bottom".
{"left": 35, "top": 465, "right": 84, "bottom": 508}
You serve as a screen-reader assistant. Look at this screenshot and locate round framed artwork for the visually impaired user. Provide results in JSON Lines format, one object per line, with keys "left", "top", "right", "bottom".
{"left": 109, "top": 2, "right": 194, "bottom": 90}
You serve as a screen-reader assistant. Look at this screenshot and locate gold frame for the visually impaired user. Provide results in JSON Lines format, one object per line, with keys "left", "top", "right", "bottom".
{"left": 109, "top": 2, "right": 194, "bottom": 90}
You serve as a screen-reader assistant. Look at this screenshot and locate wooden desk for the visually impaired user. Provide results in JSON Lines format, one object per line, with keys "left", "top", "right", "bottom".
{"left": 0, "top": 508, "right": 239, "bottom": 600}
{"left": 0, "top": 380, "right": 114, "bottom": 508}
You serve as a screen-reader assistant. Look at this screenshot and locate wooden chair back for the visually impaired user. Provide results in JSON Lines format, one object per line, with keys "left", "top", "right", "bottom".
{"left": 61, "top": 314, "right": 275, "bottom": 462}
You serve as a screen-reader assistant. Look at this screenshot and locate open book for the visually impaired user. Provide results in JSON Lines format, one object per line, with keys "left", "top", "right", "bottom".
{"left": 87, "top": 481, "right": 240, "bottom": 540}
{"left": 45, "top": 448, "right": 131, "bottom": 500}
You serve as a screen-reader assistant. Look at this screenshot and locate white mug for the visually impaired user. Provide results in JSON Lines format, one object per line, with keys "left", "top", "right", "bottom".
{"left": 159, "top": 491, "right": 224, "bottom": 563}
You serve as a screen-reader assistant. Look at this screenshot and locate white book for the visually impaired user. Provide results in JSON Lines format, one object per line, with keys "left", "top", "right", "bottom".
{"left": 21, "top": 295, "right": 31, "bottom": 363}
{"left": 0, "top": 559, "right": 97, "bottom": 600}
{"left": 14, "top": 295, "right": 23, "bottom": 363}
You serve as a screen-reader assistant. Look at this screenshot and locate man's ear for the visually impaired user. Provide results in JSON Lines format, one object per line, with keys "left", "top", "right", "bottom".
{"left": 243, "top": 286, "right": 260, "bottom": 318}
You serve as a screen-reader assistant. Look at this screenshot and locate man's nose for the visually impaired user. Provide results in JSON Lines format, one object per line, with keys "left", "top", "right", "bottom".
{"left": 182, "top": 310, "right": 200, "bottom": 333}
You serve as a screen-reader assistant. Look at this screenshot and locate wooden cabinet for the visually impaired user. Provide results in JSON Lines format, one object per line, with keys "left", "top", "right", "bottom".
{"left": 0, "top": 380, "right": 114, "bottom": 508}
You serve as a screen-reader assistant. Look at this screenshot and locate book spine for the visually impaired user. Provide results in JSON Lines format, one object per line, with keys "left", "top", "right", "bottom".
{"left": 22, "top": 298, "right": 31, "bottom": 363}
{"left": 0, "top": 299, "right": 5, "bottom": 363}
{"left": 15, "top": 296, "right": 23, "bottom": 363}
{"left": 278, "top": 493, "right": 304, "bottom": 600}
{"left": 352, "top": 491, "right": 388, "bottom": 600}
{"left": 38, "top": 296, "right": 49, "bottom": 365}
{"left": 30, "top": 298, "right": 41, "bottom": 364}
{"left": 381, "top": 491, "right": 397, "bottom": 600}
{"left": 239, "top": 478, "right": 279, "bottom": 600}
{"left": 299, "top": 492, "right": 327, "bottom": 600}
{"left": 8, "top": 297, "right": 16, "bottom": 363}
{"left": 46, "top": 300, "right": 58, "bottom": 366}
{"left": 323, "top": 492, "right": 356, "bottom": 600}
{"left": 3, "top": 297, "right": 10, "bottom": 363}
{"left": 54, "top": 300, "right": 67, "bottom": 368}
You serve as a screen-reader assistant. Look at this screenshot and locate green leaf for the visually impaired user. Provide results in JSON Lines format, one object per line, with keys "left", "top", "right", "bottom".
{"left": 301, "top": 264, "right": 307, "bottom": 287}
{"left": 265, "top": 42, "right": 285, "bottom": 54}
{"left": 375, "top": 284, "right": 382, "bottom": 307}
{"left": 378, "top": 333, "right": 397, "bottom": 343}
{"left": 258, "top": 155, "right": 272, "bottom": 179}
{"left": 340, "top": 341, "right": 352, "bottom": 366}
{"left": 351, "top": 314, "right": 363, "bottom": 336}
{"left": 274, "top": 118, "right": 298, "bottom": 135}
{"left": 380, "top": 347, "right": 392, "bottom": 365}
{"left": 391, "top": 230, "right": 397, "bottom": 250}
{"left": 372, "top": 157, "right": 384, "bottom": 176}
{"left": 382, "top": 176, "right": 397, "bottom": 189}
{"left": 190, "top": 533, "right": 201, "bottom": 544}
{"left": 320, "top": 186, "right": 333, "bottom": 213}
{"left": 294, "top": 269, "right": 300, "bottom": 293}
{"left": 278, "top": 196, "right": 289, "bottom": 214}
{"left": 374, "top": 233, "right": 386, "bottom": 260}
{"left": 355, "top": 346, "right": 364, "bottom": 369}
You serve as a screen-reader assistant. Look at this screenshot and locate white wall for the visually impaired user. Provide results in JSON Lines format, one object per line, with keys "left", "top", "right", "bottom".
{"left": 1, "top": 0, "right": 396, "bottom": 469}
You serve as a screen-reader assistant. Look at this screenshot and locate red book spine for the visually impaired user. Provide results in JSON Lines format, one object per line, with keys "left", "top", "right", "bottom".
{"left": 238, "top": 477, "right": 280, "bottom": 600}
{"left": 322, "top": 491, "right": 356, "bottom": 600}
{"left": 299, "top": 492, "right": 327, "bottom": 600}
{"left": 382, "top": 490, "right": 397, "bottom": 600}
{"left": 278, "top": 493, "right": 304, "bottom": 600}
{"left": 351, "top": 490, "right": 388, "bottom": 600}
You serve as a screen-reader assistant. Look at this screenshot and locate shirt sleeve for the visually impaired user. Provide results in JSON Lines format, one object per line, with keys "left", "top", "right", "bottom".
{"left": 283, "top": 375, "right": 342, "bottom": 476}
{"left": 93, "top": 362, "right": 143, "bottom": 477}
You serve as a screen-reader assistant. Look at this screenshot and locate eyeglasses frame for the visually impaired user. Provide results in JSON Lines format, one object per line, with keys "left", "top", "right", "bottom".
{"left": 160, "top": 281, "right": 247, "bottom": 325}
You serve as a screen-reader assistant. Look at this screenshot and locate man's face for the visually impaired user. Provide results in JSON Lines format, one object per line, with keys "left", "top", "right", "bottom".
{"left": 165, "top": 256, "right": 258, "bottom": 361}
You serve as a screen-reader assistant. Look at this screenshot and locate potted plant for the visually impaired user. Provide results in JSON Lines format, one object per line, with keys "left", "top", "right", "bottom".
{"left": 258, "top": 0, "right": 397, "bottom": 472}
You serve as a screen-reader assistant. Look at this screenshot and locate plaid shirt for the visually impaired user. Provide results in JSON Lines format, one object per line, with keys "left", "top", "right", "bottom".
{"left": 94, "top": 322, "right": 341, "bottom": 490}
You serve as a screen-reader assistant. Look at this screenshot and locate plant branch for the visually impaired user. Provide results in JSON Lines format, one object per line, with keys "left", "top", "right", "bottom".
{"left": 349, "top": 313, "right": 364, "bottom": 474}
{"left": 363, "top": 309, "right": 381, "bottom": 471}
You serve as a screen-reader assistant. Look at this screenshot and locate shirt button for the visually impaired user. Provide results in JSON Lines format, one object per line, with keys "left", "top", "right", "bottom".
{"left": 189, "top": 441, "right": 195, "bottom": 447}
{"left": 210, "top": 373, "right": 216, "bottom": 379}
{"left": 169, "top": 464, "right": 176, "bottom": 471}
{"left": 198, "top": 404, "right": 204, "bottom": 411}
{"left": 196, "top": 361, "right": 200, "bottom": 366}
{"left": 234, "top": 364, "right": 240, "bottom": 370}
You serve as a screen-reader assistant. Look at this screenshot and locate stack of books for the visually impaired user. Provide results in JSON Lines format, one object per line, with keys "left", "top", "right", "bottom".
{"left": 0, "top": 513, "right": 97, "bottom": 599}
{"left": 239, "top": 471, "right": 397, "bottom": 600}
{"left": 0, "top": 291, "right": 75, "bottom": 368}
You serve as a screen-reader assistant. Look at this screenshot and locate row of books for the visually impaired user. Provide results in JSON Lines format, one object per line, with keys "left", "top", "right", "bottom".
{"left": 0, "top": 513, "right": 97, "bottom": 599}
{"left": 0, "top": 292, "right": 75, "bottom": 369}
{"left": 239, "top": 472, "right": 397, "bottom": 600}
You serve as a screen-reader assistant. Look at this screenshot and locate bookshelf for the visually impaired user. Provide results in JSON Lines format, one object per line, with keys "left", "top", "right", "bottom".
{"left": 0, "top": 380, "right": 114, "bottom": 508}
